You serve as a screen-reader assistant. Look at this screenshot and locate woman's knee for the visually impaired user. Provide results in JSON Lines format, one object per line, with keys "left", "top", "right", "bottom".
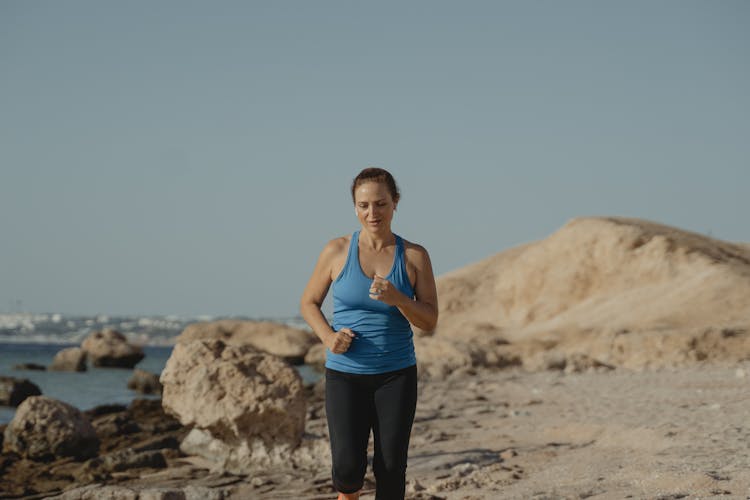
{"left": 333, "top": 459, "right": 367, "bottom": 493}
{"left": 372, "top": 460, "right": 407, "bottom": 499}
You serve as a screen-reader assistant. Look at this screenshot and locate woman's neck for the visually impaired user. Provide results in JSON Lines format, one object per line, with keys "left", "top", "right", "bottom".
{"left": 359, "top": 228, "right": 395, "bottom": 251}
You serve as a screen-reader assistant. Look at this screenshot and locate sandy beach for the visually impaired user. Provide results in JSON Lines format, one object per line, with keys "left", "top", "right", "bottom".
{"left": 230, "top": 361, "right": 750, "bottom": 499}
{"left": 406, "top": 363, "right": 749, "bottom": 499}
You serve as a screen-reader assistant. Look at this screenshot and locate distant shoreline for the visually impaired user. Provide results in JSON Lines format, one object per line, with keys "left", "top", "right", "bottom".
{"left": 0, "top": 312, "right": 314, "bottom": 347}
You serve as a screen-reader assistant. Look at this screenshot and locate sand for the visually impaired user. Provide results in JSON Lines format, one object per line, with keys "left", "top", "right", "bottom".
{"left": 220, "top": 360, "right": 750, "bottom": 499}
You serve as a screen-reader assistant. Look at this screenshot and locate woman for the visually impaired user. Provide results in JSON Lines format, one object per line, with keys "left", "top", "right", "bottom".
{"left": 300, "top": 167, "right": 438, "bottom": 500}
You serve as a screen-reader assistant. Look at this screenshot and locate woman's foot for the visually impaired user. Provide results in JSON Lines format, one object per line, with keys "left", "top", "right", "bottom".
{"left": 338, "top": 491, "right": 360, "bottom": 500}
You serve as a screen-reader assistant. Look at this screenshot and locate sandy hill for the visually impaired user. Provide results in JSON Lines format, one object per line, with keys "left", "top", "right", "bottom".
{"left": 422, "top": 216, "right": 750, "bottom": 371}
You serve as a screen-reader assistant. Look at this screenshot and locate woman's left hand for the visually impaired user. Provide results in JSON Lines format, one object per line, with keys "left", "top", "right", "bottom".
{"left": 369, "top": 274, "right": 405, "bottom": 306}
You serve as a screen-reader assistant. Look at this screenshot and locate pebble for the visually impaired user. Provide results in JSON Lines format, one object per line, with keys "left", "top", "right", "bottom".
{"left": 452, "top": 462, "right": 478, "bottom": 477}
{"left": 250, "top": 476, "right": 274, "bottom": 487}
{"left": 510, "top": 409, "right": 531, "bottom": 417}
{"left": 406, "top": 478, "right": 426, "bottom": 493}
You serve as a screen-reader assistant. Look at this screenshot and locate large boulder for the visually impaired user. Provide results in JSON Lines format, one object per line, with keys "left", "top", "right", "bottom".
{"left": 176, "top": 320, "right": 316, "bottom": 364}
{"left": 0, "top": 376, "right": 42, "bottom": 406}
{"left": 2, "top": 396, "right": 99, "bottom": 460}
{"left": 50, "top": 347, "right": 87, "bottom": 372}
{"left": 160, "top": 340, "right": 306, "bottom": 473}
{"left": 81, "top": 329, "right": 144, "bottom": 368}
{"left": 127, "top": 369, "right": 162, "bottom": 395}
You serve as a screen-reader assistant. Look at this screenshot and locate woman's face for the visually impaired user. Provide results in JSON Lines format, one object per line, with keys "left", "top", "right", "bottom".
{"left": 354, "top": 181, "right": 397, "bottom": 234}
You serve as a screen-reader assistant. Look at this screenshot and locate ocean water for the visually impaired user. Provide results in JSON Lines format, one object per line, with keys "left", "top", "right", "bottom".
{"left": 0, "top": 342, "right": 171, "bottom": 425}
{"left": 0, "top": 314, "right": 322, "bottom": 425}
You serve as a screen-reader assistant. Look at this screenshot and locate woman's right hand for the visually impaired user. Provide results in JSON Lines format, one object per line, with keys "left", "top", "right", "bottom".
{"left": 325, "top": 328, "right": 356, "bottom": 354}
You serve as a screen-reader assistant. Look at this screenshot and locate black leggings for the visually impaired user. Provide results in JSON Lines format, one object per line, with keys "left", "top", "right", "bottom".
{"left": 325, "top": 364, "right": 418, "bottom": 499}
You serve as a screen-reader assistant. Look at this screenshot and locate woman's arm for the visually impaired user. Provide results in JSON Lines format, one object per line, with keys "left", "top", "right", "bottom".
{"left": 300, "top": 239, "right": 356, "bottom": 353}
{"left": 370, "top": 244, "right": 438, "bottom": 331}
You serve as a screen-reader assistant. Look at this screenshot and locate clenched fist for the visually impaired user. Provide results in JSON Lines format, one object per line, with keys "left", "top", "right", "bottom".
{"left": 369, "top": 274, "right": 405, "bottom": 306}
{"left": 325, "top": 328, "right": 356, "bottom": 354}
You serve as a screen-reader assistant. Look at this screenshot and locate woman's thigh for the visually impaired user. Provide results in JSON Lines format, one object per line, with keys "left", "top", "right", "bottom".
{"left": 325, "top": 369, "right": 374, "bottom": 464}
{"left": 372, "top": 365, "right": 418, "bottom": 466}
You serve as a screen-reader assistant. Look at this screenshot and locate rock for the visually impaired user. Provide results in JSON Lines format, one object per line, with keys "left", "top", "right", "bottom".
{"left": 304, "top": 342, "right": 326, "bottom": 370}
{"left": 12, "top": 362, "right": 46, "bottom": 371}
{"left": 48, "top": 484, "right": 225, "bottom": 500}
{"left": 414, "top": 337, "right": 473, "bottom": 379}
{"left": 523, "top": 349, "right": 617, "bottom": 373}
{"left": 50, "top": 347, "right": 88, "bottom": 371}
{"left": 177, "top": 320, "right": 316, "bottom": 364}
{"left": 84, "top": 403, "right": 128, "bottom": 417}
{"left": 132, "top": 434, "right": 181, "bottom": 452}
{"left": 2, "top": 395, "right": 99, "bottom": 460}
{"left": 137, "top": 489, "right": 183, "bottom": 500}
{"left": 81, "top": 329, "right": 144, "bottom": 368}
{"left": 82, "top": 399, "right": 184, "bottom": 457}
{"left": 182, "top": 485, "right": 226, "bottom": 500}
{"left": 0, "top": 396, "right": 189, "bottom": 498}
{"left": 0, "top": 376, "right": 42, "bottom": 406}
{"left": 312, "top": 376, "right": 326, "bottom": 400}
{"left": 48, "top": 484, "right": 139, "bottom": 500}
{"left": 406, "top": 477, "right": 426, "bottom": 493}
{"left": 160, "top": 340, "right": 306, "bottom": 473}
{"left": 524, "top": 350, "right": 568, "bottom": 372}
{"left": 128, "top": 398, "right": 183, "bottom": 433}
{"left": 127, "top": 368, "right": 163, "bottom": 394}
{"left": 563, "top": 352, "right": 616, "bottom": 374}
{"left": 140, "top": 488, "right": 224, "bottom": 500}
{"left": 412, "top": 335, "right": 524, "bottom": 380}
{"left": 81, "top": 448, "right": 167, "bottom": 474}
{"left": 485, "top": 344, "right": 524, "bottom": 369}
{"left": 90, "top": 411, "right": 141, "bottom": 438}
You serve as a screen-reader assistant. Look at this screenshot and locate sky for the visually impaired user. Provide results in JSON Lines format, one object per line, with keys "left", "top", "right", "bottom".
{"left": 1, "top": 1, "right": 748, "bottom": 318}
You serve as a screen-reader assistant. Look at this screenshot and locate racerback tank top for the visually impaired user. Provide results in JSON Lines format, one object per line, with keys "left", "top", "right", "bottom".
{"left": 326, "top": 230, "right": 417, "bottom": 374}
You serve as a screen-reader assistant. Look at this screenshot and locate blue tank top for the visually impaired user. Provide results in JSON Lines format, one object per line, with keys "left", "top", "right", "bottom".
{"left": 326, "top": 230, "right": 418, "bottom": 374}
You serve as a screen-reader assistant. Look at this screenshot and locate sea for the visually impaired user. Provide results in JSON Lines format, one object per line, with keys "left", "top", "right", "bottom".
{"left": 0, "top": 313, "right": 322, "bottom": 425}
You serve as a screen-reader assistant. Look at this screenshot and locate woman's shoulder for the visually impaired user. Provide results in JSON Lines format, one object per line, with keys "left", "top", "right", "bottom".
{"left": 400, "top": 237, "right": 431, "bottom": 262}
{"left": 320, "top": 234, "right": 352, "bottom": 258}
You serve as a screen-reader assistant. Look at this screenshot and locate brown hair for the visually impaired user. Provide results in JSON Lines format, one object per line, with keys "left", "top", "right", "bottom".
{"left": 350, "top": 167, "right": 400, "bottom": 204}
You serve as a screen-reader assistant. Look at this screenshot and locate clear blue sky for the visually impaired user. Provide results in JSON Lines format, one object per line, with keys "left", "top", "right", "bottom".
{"left": 1, "top": 1, "right": 748, "bottom": 317}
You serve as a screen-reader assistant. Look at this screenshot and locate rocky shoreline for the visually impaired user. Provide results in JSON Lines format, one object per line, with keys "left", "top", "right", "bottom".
{"left": 0, "top": 376, "right": 326, "bottom": 499}
{"left": 0, "top": 398, "right": 187, "bottom": 498}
